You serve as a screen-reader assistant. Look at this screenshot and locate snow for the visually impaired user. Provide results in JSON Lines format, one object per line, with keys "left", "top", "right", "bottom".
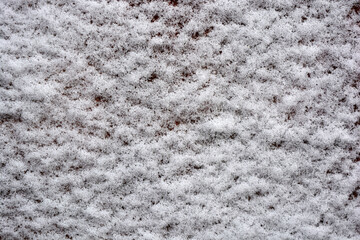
{"left": 1, "top": 0, "right": 360, "bottom": 239}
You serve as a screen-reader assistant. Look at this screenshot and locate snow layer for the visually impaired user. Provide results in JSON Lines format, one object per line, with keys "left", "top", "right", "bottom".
{"left": 1, "top": 0, "right": 360, "bottom": 239}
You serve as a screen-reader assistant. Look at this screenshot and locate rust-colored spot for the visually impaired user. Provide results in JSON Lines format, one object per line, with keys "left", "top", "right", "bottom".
{"left": 175, "top": 120, "right": 180, "bottom": 126}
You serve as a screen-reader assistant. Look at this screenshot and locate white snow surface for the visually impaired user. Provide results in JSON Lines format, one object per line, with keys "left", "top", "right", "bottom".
{"left": 1, "top": 0, "right": 360, "bottom": 239}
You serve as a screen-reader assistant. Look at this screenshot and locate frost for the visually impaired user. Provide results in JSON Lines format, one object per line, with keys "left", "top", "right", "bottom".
{"left": 1, "top": 0, "right": 360, "bottom": 239}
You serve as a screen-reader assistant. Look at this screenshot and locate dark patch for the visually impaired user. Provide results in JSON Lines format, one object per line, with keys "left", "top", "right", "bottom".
{"left": 234, "top": 176, "right": 239, "bottom": 181}
{"left": 270, "top": 141, "right": 284, "bottom": 149}
{"left": 354, "top": 117, "right": 360, "bottom": 126}
{"left": 95, "top": 96, "right": 104, "bottom": 102}
{"left": 349, "top": 186, "right": 359, "bottom": 200}
{"left": 69, "top": 165, "right": 83, "bottom": 172}
{"left": 0, "top": 113, "right": 22, "bottom": 124}
{"left": 192, "top": 31, "right": 200, "bottom": 40}
{"left": 316, "top": 214, "right": 325, "bottom": 226}
{"left": 151, "top": 14, "right": 159, "bottom": 22}
{"left": 301, "top": 16, "right": 307, "bottom": 22}
{"left": 192, "top": 164, "right": 203, "bottom": 170}
{"left": 229, "top": 133, "right": 237, "bottom": 139}
{"left": 204, "top": 26, "right": 214, "bottom": 36}
{"left": 148, "top": 72, "right": 157, "bottom": 82}
{"left": 181, "top": 70, "right": 193, "bottom": 78}
{"left": 168, "top": 0, "right": 178, "bottom": 7}
{"left": 105, "top": 131, "right": 111, "bottom": 139}
{"left": 286, "top": 109, "right": 296, "bottom": 121}
{"left": 14, "top": 173, "right": 22, "bottom": 180}
{"left": 165, "top": 223, "right": 173, "bottom": 231}
{"left": 62, "top": 183, "right": 72, "bottom": 193}
{"left": 350, "top": 3, "right": 360, "bottom": 16}
{"left": 304, "top": 106, "right": 312, "bottom": 113}
{"left": 272, "top": 96, "right": 278, "bottom": 103}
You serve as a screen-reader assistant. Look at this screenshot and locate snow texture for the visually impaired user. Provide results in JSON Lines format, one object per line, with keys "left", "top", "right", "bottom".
{"left": 1, "top": 0, "right": 360, "bottom": 239}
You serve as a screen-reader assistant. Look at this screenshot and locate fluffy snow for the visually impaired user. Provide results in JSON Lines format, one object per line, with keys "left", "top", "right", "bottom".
{"left": 1, "top": 0, "right": 360, "bottom": 239}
